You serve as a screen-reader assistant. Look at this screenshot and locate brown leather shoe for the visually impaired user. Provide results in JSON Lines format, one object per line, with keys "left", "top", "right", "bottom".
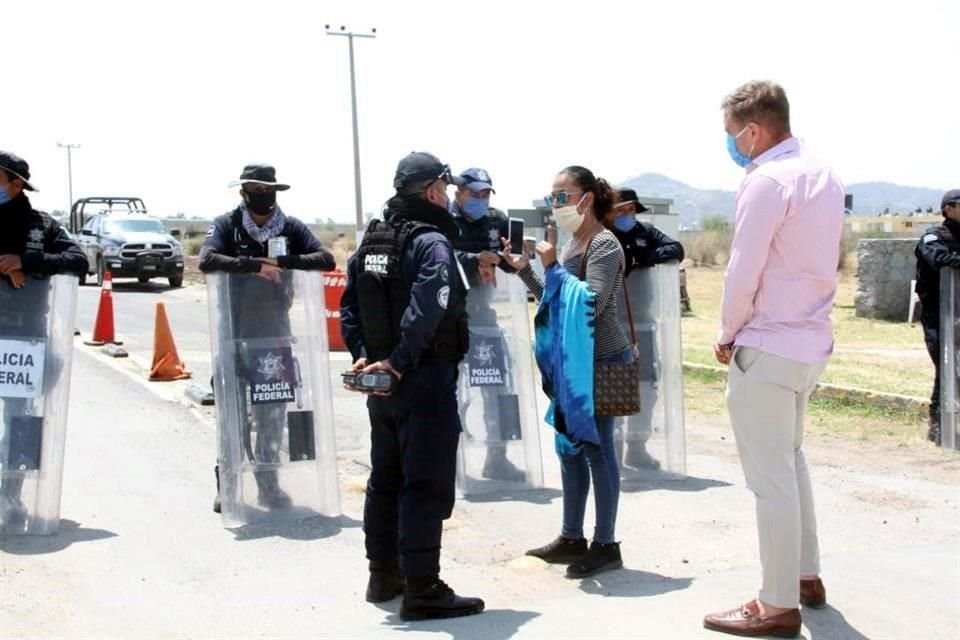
{"left": 703, "top": 600, "right": 801, "bottom": 638}
{"left": 800, "top": 578, "right": 826, "bottom": 608}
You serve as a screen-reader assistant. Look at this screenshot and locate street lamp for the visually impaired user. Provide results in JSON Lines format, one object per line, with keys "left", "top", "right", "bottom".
{"left": 57, "top": 142, "right": 80, "bottom": 218}
{"left": 325, "top": 25, "right": 377, "bottom": 232}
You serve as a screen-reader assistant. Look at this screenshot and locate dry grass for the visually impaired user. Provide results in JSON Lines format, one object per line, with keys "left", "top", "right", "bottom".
{"left": 682, "top": 266, "right": 933, "bottom": 399}
{"left": 683, "top": 368, "right": 929, "bottom": 444}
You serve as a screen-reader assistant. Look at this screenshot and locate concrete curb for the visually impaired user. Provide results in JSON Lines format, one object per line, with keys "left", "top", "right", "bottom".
{"left": 682, "top": 362, "right": 929, "bottom": 414}
{"left": 185, "top": 383, "right": 215, "bottom": 406}
{"left": 101, "top": 343, "right": 129, "bottom": 358}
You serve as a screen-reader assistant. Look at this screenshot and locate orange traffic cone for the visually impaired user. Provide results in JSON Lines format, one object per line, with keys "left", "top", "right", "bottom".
{"left": 84, "top": 271, "right": 121, "bottom": 346}
{"left": 149, "top": 302, "right": 191, "bottom": 381}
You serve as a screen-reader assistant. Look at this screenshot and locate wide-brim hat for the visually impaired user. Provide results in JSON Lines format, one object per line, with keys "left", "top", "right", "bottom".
{"left": 0, "top": 150, "right": 37, "bottom": 191}
{"left": 228, "top": 163, "right": 290, "bottom": 190}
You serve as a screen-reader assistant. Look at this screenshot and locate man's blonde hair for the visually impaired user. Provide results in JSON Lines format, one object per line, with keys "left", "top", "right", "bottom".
{"left": 722, "top": 80, "right": 791, "bottom": 135}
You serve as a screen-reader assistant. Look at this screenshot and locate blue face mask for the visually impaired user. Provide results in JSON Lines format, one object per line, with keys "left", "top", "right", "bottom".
{"left": 726, "top": 126, "right": 754, "bottom": 168}
{"left": 0, "top": 187, "right": 11, "bottom": 206}
{"left": 613, "top": 215, "right": 636, "bottom": 232}
{"left": 461, "top": 197, "right": 489, "bottom": 220}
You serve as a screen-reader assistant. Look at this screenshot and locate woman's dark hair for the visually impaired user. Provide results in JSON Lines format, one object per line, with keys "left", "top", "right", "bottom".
{"left": 559, "top": 165, "right": 615, "bottom": 220}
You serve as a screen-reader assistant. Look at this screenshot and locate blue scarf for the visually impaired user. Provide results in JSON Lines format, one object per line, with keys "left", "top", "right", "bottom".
{"left": 533, "top": 263, "right": 597, "bottom": 455}
{"left": 242, "top": 205, "right": 287, "bottom": 245}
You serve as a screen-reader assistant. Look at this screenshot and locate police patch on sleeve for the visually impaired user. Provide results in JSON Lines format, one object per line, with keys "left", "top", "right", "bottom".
{"left": 437, "top": 285, "right": 450, "bottom": 309}
{"left": 922, "top": 233, "right": 939, "bottom": 244}
{"left": 205, "top": 225, "right": 215, "bottom": 238}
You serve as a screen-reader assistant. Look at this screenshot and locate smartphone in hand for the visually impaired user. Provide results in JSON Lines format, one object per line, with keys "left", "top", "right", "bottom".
{"left": 508, "top": 218, "right": 524, "bottom": 255}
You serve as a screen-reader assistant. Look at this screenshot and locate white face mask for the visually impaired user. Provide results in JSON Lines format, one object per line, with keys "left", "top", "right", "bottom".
{"left": 553, "top": 194, "right": 586, "bottom": 234}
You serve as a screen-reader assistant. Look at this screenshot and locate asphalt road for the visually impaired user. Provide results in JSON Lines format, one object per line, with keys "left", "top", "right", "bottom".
{"left": 1, "top": 279, "right": 957, "bottom": 639}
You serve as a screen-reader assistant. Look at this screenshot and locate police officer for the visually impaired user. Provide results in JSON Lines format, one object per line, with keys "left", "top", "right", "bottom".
{"left": 914, "top": 188, "right": 960, "bottom": 445}
{"left": 200, "top": 163, "right": 334, "bottom": 513}
{"left": 606, "top": 187, "right": 684, "bottom": 470}
{"left": 0, "top": 151, "right": 87, "bottom": 524}
{"left": 449, "top": 167, "right": 525, "bottom": 482}
{"left": 340, "top": 152, "right": 484, "bottom": 620}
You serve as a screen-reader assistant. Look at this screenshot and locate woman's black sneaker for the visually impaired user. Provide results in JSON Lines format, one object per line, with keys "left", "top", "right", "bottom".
{"left": 565, "top": 541, "right": 623, "bottom": 578}
{"left": 525, "top": 536, "right": 588, "bottom": 563}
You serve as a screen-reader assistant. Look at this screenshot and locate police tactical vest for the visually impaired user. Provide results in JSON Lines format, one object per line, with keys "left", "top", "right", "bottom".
{"left": 354, "top": 218, "right": 467, "bottom": 364}
{"left": 916, "top": 221, "right": 960, "bottom": 308}
{"left": 453, "top": 209, "right": 505, "bottom": 254}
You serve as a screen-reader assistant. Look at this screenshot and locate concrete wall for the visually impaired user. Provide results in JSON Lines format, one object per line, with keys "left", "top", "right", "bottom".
{"left": 854, "top": 239, "right": 918, "bottom": 321}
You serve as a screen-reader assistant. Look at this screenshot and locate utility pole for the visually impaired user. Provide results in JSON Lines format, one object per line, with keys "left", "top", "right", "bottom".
{"left": 326, "top": 25, "right": 377, "bottom": 232}
{"left": 57, "top": 142, "right": 80, "bottom": 219}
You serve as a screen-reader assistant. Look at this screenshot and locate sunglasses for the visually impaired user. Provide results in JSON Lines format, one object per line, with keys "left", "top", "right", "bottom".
{"left": 545, "top": 190, "right": 583, "bottom": 207}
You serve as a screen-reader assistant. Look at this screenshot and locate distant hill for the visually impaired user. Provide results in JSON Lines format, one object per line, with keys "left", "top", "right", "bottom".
{"left": 620, "top": 173, "right": 945, "bottom": 228}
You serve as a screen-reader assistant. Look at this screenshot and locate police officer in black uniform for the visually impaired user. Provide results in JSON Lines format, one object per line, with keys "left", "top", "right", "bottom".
{"left": 200, "top": 164, "right": 334, "bottom": 512}
{"left": 914, "top": 188, "right": 960, "bottom": 445}
{"left": 340, "top": 152, "right": 484, "bottom": 620}
{"left": 606, "top": 187, "right": 684, "bottom": 470}
{"left": 0, "top": 151, "right": 87, "bottom": 524}
{"left": 449, "top": 167, "right": 526, "bottom": 482}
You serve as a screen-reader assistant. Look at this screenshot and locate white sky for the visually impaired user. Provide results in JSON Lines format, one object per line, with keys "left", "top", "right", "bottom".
{"left": 7, "top": 0, "right": 958, "bottom": 223}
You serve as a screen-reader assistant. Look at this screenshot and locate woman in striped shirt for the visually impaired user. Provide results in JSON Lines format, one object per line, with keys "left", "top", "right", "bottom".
{"left": 501, "top": 166, "right": 632, "bottom": 578}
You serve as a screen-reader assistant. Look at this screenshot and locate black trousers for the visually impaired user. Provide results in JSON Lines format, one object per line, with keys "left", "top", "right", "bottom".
{"left": 921, "top": 313, "right": 941, "bottom": 428}
{"left": 363, "top": 362, "right": 461, "bottom": 579}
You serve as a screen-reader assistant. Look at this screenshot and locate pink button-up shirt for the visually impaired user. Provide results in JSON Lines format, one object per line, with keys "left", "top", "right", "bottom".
{"left": 718, "top": 137, "right": 845, "bottom": 364}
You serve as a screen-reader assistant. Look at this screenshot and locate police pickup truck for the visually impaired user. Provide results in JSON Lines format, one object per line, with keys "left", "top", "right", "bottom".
{"left": 71, "top": 197, "right": 185, "bottom": 288}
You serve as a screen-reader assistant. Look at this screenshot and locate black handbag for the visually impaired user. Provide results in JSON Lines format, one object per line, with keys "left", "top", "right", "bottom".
{"left": 579, "top": 245, "right": 642, "bottom": 417}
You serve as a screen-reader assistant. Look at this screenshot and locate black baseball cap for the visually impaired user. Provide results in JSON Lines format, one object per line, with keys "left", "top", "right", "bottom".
{"left": 0, "top": 150, "right": 37, "bottom": 191}
{"left": 393, "top": 152, "right": 464, "bottom": 190}
{"left": 616, "top": 187, "right": 649, "bottom": 213}
{"left": 942, "top": 189, "right": 960, "bottom": 211}
{"left": 228, "top": 163, "right": 290, "bottom": 190}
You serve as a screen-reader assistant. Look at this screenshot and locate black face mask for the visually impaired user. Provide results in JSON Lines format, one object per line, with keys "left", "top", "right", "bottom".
{"left": 245, "top": 190, "right": 276, "bottom": 215}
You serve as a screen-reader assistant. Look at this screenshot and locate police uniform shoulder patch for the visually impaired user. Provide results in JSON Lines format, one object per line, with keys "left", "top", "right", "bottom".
{"left": 922, "top": 233, "right": 939, "bottom": 244}
{"left": 28, "top": 228, "right": 45, "bottom": 243}
{"left": 437, "top": 285, "right": 450, "bottom": 309}
{"left": 205, "top": 225, "right": 215, "bottom": 238}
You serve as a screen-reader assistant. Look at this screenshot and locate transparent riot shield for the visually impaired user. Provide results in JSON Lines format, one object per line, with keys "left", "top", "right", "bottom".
{"left": 0, "top": 275, "right": 79, "bottom": 535}
{"left": 941, "top": 267, "right": 959, "bottom": 450}
{"left": 614, "top": 262, "right": 686, "bottom": 474}
{"left": 207, "top": 271, "right": 339, "bottom": 528}
{"left": 457, "top": 275, "right": 543, "bottom": 495}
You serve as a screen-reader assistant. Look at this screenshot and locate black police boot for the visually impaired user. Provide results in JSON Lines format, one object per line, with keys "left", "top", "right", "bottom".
{"left": 525, "top": 535, "right": 588, "bottom": 563}
{"left": 399, "top": 577, "right": 484, "bottom": 621}
{"left": 623, "top": 443, "right": 661, "bottom": 471}
{"left": 254, "top": 471, "right": 292, "bottom": 510}
{"left": 481, "top": 448, "right": 526, "bottom": 483}
{"left": 566, "top": 541, "right": 623, "bottom": 579}
{"left": 213, "top": 465, "right": 222, "bottom": 514}
{"left": 0, "top": 490, "right": 28, "bottom": 528}
{"left": 928, "top": 406, "right": 942, "bottom": 446}
{"left": 366, "top": 561, "right": 404, "bottom": 603}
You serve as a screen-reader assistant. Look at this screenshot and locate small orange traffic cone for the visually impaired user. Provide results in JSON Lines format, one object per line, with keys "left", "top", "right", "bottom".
{"left": 149, "top": 302, "right": 191, "bottom": 381}
{"left": 84, "top": 271, "right": 121, "bottom": 346}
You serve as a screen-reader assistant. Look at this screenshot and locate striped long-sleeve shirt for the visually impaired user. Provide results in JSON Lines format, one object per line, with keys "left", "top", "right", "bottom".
{"left": 520, "top": 230, "right": 631, "bottom": 358}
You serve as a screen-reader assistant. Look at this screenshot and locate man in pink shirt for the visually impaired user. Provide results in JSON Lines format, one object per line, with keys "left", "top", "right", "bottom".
{"left": 703, "top": 81, "right": 845, "bottom": 638}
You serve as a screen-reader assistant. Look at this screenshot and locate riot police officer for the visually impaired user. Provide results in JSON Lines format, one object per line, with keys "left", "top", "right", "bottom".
{"left": 605, "top": 187, "right": 684, "bottom": 470}
{"left": 915, "top": 188, "right": 960, "bottom": 445}
{"left": 340, "top": 152, "right": 484, "bottom": 620}
{"left": 449, "top": 167, "right": 525, "bottom": 482}
{"left": 199, "top": 163, "right": 334, "bottom": 513}
{"left": 0, "top": 150, "right": 87, "bottom": 525}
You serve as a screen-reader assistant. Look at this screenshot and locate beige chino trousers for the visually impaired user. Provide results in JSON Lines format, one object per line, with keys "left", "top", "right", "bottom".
{"left": 726, "top": 346, "right": 828, "bottom": 608}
